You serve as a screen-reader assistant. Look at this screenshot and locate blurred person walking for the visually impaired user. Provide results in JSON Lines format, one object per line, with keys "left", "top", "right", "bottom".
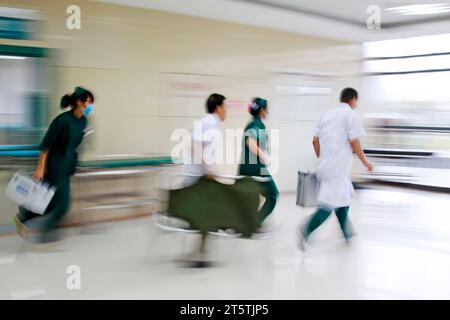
{"left": 298, "top": 88, "right": 373, "bottom": 251}
{"left": 15, "top": 86, "right": 95, "bottom": 243}
{"left": 238, "top": 97, "right": 279, "bottom": 232}
{"left": 178, "top": 93, "right": 227, "bottom": 266}
{"left": 185, "top": 93, "right": 227, "bottom": 182}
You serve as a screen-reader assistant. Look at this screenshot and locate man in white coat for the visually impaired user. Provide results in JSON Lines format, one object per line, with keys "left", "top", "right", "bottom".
{"left": 180, "top": 93, "right": 226, "bottom": 266}
{"left": 298, "top": 88, "right": 373, "bottom": 251}
{"left": 184, "top": 93, "right": 227, "bottom": 184}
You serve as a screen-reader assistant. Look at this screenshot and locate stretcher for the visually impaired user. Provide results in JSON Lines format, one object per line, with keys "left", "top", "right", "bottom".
{"left": 155, "top": 171, "right": 269, "bottom": 238}
{"left": 154, "top": 171, "right": 270, "bottom": 266}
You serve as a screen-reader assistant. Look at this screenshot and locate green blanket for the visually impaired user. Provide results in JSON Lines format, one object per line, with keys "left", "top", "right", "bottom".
{"left": 167, "top": 177, "right": 262, "bottom": 237}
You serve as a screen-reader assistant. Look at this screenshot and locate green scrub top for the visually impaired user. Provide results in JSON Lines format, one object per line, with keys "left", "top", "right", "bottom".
{"left": 39, "top": 109, "right": 87, "bottom": 186}
{"left": 239, "top": 115, "right": 269, "bottom": 177}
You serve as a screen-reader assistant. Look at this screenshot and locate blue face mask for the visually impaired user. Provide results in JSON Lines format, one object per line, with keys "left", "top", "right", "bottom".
{"left": 83, "top": 104, "right": 94, "bottom": 117}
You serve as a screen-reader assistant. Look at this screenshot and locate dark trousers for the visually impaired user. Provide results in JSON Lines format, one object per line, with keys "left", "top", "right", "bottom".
{"left": 17, "top": 181, "right": 71, "bottom": 241}
{"left": 302, "top": 206, "right": 354, "bottom": 240}
{"left": 257, "top": 176, "right": 279, "bottom": 226}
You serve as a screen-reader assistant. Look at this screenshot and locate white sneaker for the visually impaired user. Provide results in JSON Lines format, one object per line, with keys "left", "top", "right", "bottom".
{"left": 345, "top": 234, "right": 357, "bottom": 246}
{"left": 297, "top": 230, "right": 308, "bottom": 252}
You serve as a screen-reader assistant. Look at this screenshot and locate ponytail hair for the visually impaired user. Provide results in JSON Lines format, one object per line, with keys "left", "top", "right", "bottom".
{"left": 248, "top": 97, "right": 268, "bottom": 117}
{"left": 60, "top": 86, "right": 95, "bottom": 109}
{"left": 60, "top": 94, "right": 72, "bottom": 109}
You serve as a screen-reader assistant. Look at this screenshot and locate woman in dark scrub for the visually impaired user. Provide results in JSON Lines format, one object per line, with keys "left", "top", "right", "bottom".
{"left": 238, "top": 97, "right": 279, "bottom": 231}
{"left": 15, "top": 86, "right": 95, "bottom": 242}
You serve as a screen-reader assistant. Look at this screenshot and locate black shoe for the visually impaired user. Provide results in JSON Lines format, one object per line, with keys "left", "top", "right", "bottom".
{"left": 189, "top": 260, "right": 213, "bottom": 268}
{"left": 176, "top": 253, "right": 214, "bottom": 268}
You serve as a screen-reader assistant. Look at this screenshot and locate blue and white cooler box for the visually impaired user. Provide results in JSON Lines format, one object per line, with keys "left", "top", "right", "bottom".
{"left": 4, "top": 172, "right": 56, "bottom": 215}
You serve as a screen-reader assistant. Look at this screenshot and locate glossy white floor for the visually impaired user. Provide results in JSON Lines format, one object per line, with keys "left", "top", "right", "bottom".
{"left": 1, "top": 185, "right": 450, "bottom": 300}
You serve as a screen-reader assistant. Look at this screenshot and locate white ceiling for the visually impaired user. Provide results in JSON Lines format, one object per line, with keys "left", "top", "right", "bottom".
{"left": 236, "top": 0, "right": 450, "bottom": 26}
{"left": 98, "top": 0, "right": 450, "bottom": 43}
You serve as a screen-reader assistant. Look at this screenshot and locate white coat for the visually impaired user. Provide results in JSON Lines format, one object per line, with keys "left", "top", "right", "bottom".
{"left": 313, "top": 103, "right": 366, "bottom": 208}
{"left": 184, "top": 113, "right": 221, "bottom": 181}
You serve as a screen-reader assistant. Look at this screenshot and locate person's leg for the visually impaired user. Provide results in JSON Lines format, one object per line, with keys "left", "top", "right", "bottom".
{"left": 15, "top": 206, "right": 40, "bottom": 236}
{"left": 34, "top": 182, "right": 71, "bottom": 242}
{"left": 16, "top": 206, "right": 40, "bottom": 223}
{"left": 298, "top": 206, "right": 333, "bottom": 251}
{"left": 335, "top": 206, "right": 354, "bottom": 240}
{"left": 302, "top": 206, "right": 333, "bottom": 239}
{"left": 257, "top": 177, "right": 279, "bottom": 227}
{"left": 199, "top": 233, "right": 208, "bottom": 254}
{"left": 181, "top": 233, "right": 211, "bottom": 268}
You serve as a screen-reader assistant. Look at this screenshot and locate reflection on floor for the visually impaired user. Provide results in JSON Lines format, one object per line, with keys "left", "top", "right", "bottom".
{"left": 1, "top": 186, "right": 450, "bottom": 299}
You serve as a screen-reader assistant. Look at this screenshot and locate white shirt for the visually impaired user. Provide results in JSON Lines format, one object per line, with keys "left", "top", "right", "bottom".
{"left": 313, "top": 103, "right": 366, "bottom": 208}
{"left": 188, "top": 113, "right": 221, "bottom": 176}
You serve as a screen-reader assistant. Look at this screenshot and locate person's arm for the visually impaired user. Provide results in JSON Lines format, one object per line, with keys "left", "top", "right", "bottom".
{"left": 347, "top": 113, "right": 372, "bottom": 172}
{"left": 33, "top": 151, "right": 48, "bottom": 181}
{"left": 350, "top": 139, "right": 373, "bottom": 172}
{"left": 312, "top": 136, "right": 320, "bottom": 158}
{"left": 34, "top": 116, "right": 62, "bottom": 181}
{"left": 247, "top": 137, "right": 270, "bottom": 165}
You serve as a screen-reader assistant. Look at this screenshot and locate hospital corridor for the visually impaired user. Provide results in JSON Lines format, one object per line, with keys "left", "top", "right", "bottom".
{"left": 0, "top": 0, "right": 450, "bottom": 304}
{"left": 2, "top": 187, "right": 450, "bottom": 299}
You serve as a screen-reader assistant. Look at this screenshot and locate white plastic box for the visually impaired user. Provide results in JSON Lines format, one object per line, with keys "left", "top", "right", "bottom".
{"left": 4, "top": 172, "right": 56, "bottom": 215}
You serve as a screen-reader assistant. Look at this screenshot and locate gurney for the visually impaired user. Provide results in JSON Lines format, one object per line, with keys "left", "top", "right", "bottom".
{"left": 154, "top": 171, "right": 269, "bottom": 265}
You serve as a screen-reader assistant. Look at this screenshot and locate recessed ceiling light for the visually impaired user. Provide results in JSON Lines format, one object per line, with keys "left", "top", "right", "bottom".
{"left": 385, "top": 3, "right": 450, "bottom": 15}
{"left": 0, "top": 55, "right": 26, "bottom": 60}
{"left": 387, "top": 3, "right": 450, "bottom": 15}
